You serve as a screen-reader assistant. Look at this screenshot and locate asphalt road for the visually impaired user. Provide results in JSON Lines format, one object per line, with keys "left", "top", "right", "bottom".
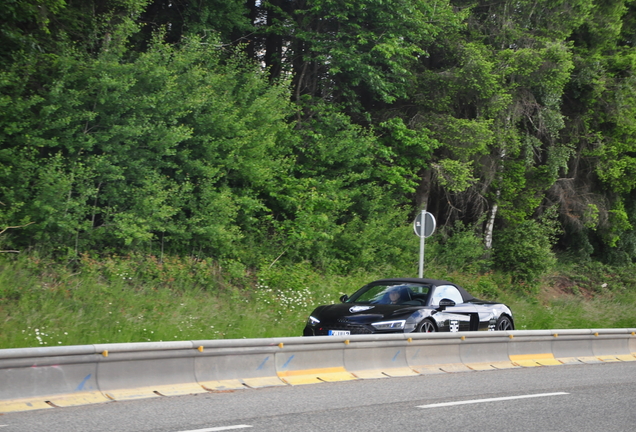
{"left": 2, "top": 361, "right": 635, "bottom": 432}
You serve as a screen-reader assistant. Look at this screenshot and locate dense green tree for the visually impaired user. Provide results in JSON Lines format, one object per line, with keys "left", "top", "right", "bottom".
{"left": 400, "top": 0, "right": 594, "bottom": 271}
{"left": 554, "top": 0, "right": 636, "bottom": 262}
{"left": 3, "top": 0, "right": 636, "bottom": 278}
{"left": 0, "top": 24, "right": 293, "bottom": 258}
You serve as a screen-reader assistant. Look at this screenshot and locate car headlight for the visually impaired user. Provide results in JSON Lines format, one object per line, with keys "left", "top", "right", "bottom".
{"left": 371, "top": 320, "right": 406, "bottom": 330}
{"left": 308, "top": 315, "right": 320, "bottom": 325}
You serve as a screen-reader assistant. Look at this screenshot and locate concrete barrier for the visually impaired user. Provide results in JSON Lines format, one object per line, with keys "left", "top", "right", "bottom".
{"left": 407, "top": 333, "right": 471, "bottom": 373}
{"left": 3, "top": 328, "right": 636, "bottom": 413}
{"left": 343, "top": 334, "right": 419, "bottom": 378}
{"left": 589, "top": 328, "right": 635, "bottom": 362}
{"left": 507, "top": 330, "right": 564, "bottom": 366}
{"left": 193, "top": 338, "right": 286, "bottom": 389}
{"left": 0, "top": 346, "right": 105, "bottom": 412}
{"left": 274, "top": 336, "right": 356, "bottom": 385}
{"left": 549, "top": 329, "right": 601, "bottom": 364}
{"left": 94, "top": 341, "right": 206, "bottom": 401}
{"left": 457, "top": 332, "right": 517, "bottom": 370}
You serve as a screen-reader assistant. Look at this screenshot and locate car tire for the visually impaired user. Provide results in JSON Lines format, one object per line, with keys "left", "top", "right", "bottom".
{"left": 416, "top": 319, "right": 437, "bottom": 333}
{"left": 495, "top": 315, "right": 514, "bottom": 331}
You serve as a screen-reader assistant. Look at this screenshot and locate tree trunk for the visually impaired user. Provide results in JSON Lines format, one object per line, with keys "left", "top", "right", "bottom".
{"left": 416, "top": 168, "right": 432, "bottom": 211}
{"left": 485, "top": 146, "right": 506, "bottom": 249}
{"left": 484, "top": 191, "right": 499, "bottom": 249}
{"left": 264, "top": 0, "right": 283, "bottom": 81}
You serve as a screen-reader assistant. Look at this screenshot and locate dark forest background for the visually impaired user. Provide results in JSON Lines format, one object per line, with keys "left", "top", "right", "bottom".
{"left": 3, "top": 0, "right": 636, "bottom": 283}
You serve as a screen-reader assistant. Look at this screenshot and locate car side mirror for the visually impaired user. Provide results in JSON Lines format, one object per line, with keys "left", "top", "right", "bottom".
{"left": 437, "top": 298, "right": 456, "bottom": 311}
{"left": 340, "top": 294, "right": 349, "bottom": 303}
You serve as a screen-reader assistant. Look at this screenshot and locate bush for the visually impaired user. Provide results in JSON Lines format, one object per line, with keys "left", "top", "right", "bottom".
{"left": 427, "top": 221, "right": 491, "bottom": 273}
{"left": 493, "top": 219, "right": 557, "bottom": 286}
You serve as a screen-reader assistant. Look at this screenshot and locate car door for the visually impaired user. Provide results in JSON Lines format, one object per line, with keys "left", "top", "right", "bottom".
{"left": 476, "top": 305, "right": 497, "bottom": 330}
{"left": 429, "top": 285, "right": 478, "bottom": 332}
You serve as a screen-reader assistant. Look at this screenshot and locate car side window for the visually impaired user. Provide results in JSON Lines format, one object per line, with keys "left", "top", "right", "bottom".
{"left": 430, "top": 285, "right": 464, "bottom": 305}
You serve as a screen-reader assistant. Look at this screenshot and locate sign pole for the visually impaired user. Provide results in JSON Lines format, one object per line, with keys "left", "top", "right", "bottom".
{"left": 419, "top": 209, "right": 425, "bottom": 278}
{"left": 414, "top": 210, "right": 435, "bottom": 279}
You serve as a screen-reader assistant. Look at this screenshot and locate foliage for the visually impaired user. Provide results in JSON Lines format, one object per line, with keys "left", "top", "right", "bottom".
{"left": 427, "top": 221, "right": 491, "bottom": 273}
{"left": 3, "top": 0, "right": 636, "bottom": 284}
{"left": 493, "top": 219, "right": 558, "bottom": 286}
{"left": 1, "top": 31, "right": 294, "bottom": 260}
{"left": 1, "top": 253, "right": 635, "bottom": 349}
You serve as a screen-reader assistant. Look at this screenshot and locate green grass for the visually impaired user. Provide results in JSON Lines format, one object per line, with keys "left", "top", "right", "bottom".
{"left": 1, "top": 254, "right": 635, "bottom": 349}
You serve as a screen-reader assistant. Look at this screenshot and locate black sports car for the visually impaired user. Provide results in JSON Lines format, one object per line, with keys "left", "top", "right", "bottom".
{"left": 303, "top": 278, "right": 514, "bottom": 335}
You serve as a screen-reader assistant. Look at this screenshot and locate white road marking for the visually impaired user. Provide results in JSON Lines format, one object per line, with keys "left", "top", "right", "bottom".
{"left": 417, "top": 392, "right": 569, "bottom": 408}
{"left": 177, "top": 426, "right": 252, "bottom": 432}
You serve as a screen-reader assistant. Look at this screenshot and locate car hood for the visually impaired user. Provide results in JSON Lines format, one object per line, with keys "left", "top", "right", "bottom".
{"left": 311, "top": 303, "right": 427, "bottom": 323}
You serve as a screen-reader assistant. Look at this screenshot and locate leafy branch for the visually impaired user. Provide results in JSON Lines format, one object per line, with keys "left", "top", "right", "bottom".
{"left": 0, "top": 222, "right": 35, "bottom": 253}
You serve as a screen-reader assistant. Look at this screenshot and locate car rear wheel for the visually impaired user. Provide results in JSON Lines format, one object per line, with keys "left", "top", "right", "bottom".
{"left": 495, "top": 315, "right": 513, "bottom": 331}
{"left": 416, "top": 319, "right": 436, "bottom": 333}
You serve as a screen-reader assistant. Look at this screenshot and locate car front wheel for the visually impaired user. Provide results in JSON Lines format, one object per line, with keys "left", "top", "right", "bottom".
{"left": 495, "top": 315, "right": 514, "bottom": 331}
{"left": 416, "top": 319, "right": 436, "bottom": 333}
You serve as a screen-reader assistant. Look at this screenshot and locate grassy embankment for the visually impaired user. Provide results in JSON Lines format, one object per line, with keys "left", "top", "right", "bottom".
{"left": 1, "top": 254, "right": 635, "bottom": 349}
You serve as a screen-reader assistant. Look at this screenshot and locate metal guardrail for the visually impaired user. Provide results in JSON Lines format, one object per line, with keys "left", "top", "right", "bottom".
{"left": 1, "top": 328, "right": 635, "bottom": 413}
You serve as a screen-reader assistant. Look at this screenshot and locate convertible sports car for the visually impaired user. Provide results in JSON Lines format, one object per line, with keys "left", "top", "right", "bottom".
{"left": 303, "top": 278, "right": 514, "bottom": 335}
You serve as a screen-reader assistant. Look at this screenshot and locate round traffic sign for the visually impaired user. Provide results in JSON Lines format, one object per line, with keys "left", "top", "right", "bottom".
{"left": 413, "top": 211, "right": 436, "bottom": 238}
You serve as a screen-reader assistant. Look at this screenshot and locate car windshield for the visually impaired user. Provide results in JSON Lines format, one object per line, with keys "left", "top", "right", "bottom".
{"left": 346, "top": 283, "right": 431, "bottom": 304}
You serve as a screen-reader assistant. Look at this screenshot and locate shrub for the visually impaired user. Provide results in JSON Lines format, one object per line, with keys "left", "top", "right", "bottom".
{"left": 493, "top": 219, "right": 557, "bottom": 285}
{"left": 428, "top": 221, "right": 491, "bottom": 273}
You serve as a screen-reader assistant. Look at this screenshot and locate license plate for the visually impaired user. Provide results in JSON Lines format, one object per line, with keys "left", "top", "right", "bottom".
{"left": 328, "top": 330, "right": 350, "bottom": 336}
